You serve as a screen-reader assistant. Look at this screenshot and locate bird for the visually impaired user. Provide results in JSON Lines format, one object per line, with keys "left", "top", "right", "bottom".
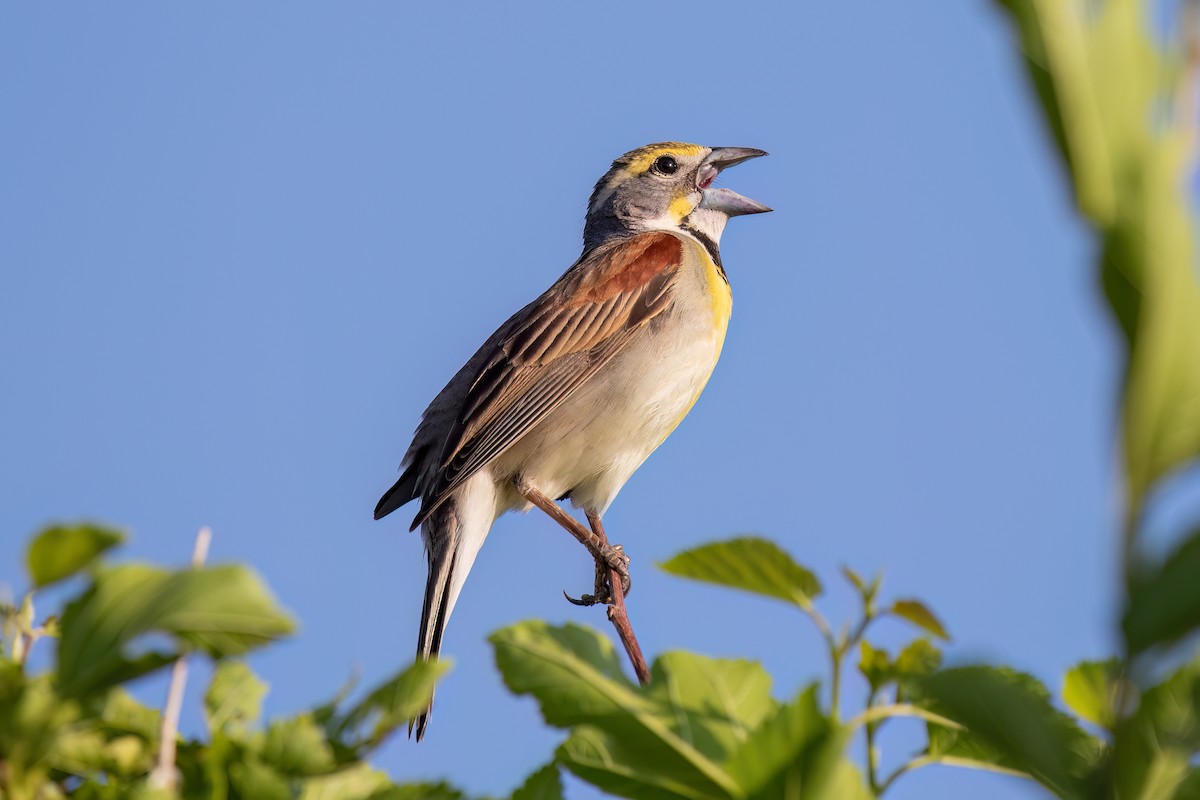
{"left": 375, "top": 141, "right": 770, "bottom": 739}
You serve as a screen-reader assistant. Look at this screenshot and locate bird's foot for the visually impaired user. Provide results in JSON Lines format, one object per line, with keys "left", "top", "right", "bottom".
{"left": 601, "top": 544, "right": 632, "bottom": 596}
{"left": 562, "top": 544, "right": 630, "bottom": 607}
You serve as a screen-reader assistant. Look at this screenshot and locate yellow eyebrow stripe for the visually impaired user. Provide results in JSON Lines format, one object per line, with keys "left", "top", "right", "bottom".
{"left": 623, "top": 142, "right": 704, "bottom": 174}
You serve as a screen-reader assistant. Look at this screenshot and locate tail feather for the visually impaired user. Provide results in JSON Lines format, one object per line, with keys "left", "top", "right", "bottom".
{"left": 411, "top": 513, "right": 458, "bottom": 741}
{"left": 375, "top": 461, "right": 420, "bottom": 520}
{"left": 408, "top": 473, "right": 495, "bottom": 741}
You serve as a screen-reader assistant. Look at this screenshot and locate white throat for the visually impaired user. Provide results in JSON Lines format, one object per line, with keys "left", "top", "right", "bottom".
{"left": 639, "top": 206, "right": 729, "bottom": 247}
{"left": 684, "top": 207, "right": 730, "bottom": 244}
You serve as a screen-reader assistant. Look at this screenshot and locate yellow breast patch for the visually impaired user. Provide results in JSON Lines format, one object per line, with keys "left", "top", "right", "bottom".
{"left": 702, "top": 249, "right": 733, "bottom": 336}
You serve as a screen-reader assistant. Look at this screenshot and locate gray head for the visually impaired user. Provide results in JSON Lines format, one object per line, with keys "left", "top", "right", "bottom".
{"left": 583, "top": 142, "right": 770, "bottom": 252}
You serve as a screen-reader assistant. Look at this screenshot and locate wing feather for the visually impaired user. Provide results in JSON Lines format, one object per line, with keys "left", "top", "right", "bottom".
{"left": 409, "top": 231, "right": 684, "bottom": 529}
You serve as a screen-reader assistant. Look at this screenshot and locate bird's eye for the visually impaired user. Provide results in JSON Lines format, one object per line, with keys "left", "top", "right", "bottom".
{"left": 653, "top": 155, "right": 679, "bottom": 175}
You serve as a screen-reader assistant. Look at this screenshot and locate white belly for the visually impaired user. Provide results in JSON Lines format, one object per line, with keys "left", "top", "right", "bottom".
{"left": 492, "top": 301, "right": 726, "bottom": 515}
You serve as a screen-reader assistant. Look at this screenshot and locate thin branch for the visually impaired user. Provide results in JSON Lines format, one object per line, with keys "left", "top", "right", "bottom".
{"left": 825, "top": 595, "right": 875, "bottom": 721}
{"left": 798, "top": 605, "right": 841, "bottom": 717}
{"left": 804, "top": 604, "right": 836, "bottom": 645}
{"left": 864, "top": 688, "right": 881, "bottom": 794}
{"left": 148, "top": 526, "right": 211, "bottom": 791}
{"left": 879, "top": 753, "right": 1030, "bottom": 795}
{"left": 849, "top": 703, "right": 964, "bottom": 731}
{"left": 589, "top": 517, "right": 651, "bottom": 685}
{"left": 878, "top": 754, "right": 938, "bottom": 795}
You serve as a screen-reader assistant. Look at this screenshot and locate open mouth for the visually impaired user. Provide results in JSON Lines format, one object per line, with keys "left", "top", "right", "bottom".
{"left": 694, "top": 147, "right": 771, "bottom": 216}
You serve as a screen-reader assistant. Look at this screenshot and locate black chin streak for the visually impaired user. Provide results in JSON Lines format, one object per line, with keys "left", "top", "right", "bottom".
{"left": 680, "top": 222, "right": 726, "bottom": 282}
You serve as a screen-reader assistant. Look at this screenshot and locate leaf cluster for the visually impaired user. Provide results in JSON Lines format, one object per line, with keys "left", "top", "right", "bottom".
{"left": 0, "top": 525, "right": 515, "bottom": 800}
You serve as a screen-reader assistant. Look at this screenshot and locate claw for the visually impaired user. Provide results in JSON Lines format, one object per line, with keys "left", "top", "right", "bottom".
{"left": 564, "top": 587, "right": 611, "bottom": 606}
{"left": 564, "top": 589, "right": 599, "bottom": 607}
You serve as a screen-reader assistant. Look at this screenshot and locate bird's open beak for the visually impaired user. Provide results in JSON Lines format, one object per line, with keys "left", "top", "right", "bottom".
{"left": 697, "top": 147, "right": 772, "bottom": 216}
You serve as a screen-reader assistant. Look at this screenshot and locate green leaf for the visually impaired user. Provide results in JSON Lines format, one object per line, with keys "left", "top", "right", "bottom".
{"left": 659, "top": 537, "right": 822, "bottom": 608}
{"left": 330, "top": 658, "right": 450, "bottom": 755}
{"left": 810, "top": 759, "right": 874, "bottom": 800}
{"left": 492, "top": 621, "right": 761, "bottom": 799}
{"left": 890, "top": 599, "right": 950, "bottom": 640}
{"left": 995, "top": 0, "right": 1200, "bottom": 505}
{"left": 39, "top": 615, "right": 60, "bottom": 639}
{"left": 125, "top": 785, "right": 181, "bottom": 800}
{"left": 643, "top": 650, "right": 776, "bottom": 758}
{"left": 205, "top": 660, "right": 268, "bottom": 735}
{"left": 57, "top": 563, "right": 295, "bottom": 697}
{"left": 365, "top": 784, "right": 468, "bottom": 800}
{"left": 725, "top": 686, "right": 869, "bottom": 800}
{"left": 229, "top": 757, "right": 291, "bottom": 800}
{"left": 1135, "top": 662, "right": 1200, "bottom": 750}
{"left": 45, "top": 725, "right": 108, "bottom": 775}
{"left": 26, "top": 524, "right": 124, "bottom": 588}
{"left": 103, "top": 735, "right": 152, "bottom": 779}
{"left": 841, "top": 566, "right": 866, "bottom": 594}
{"left": 858, "top": 641, "right": 891, "bottom": 693}
{"left": 298, "top": 764, "right": 391, "bottom": 800}
{"left": 491, "top": 621, "right": 635, "bottom": 721}
{"left": 1062, "top": 659, "right": 1120, "bottom": 730}
{"left": 715, "top": 690, "right": 830, "bottom": 796}
{"left": 1124, "top": 528, "right": 1200, "bottom": 656}
{"left": 1173, "top": 770, "right": 1200, "bottom": 800}
{"left": 916, "top": 666, "right": 1101, "bottom": 799}
{"left": 261, "top": 713, "right": 337, "bottom": 776}
{"left": 893, "top": 639, "right": 943, "bottom": 704}
{"left": 299, "top": 767, "right": 474, "bottom": 800}
{"left": 893, "top": 639, "right": 942, "bottom": 680}
{"left": 859, "top": 639, "right": 940, "bottom": 697}
{"left": 491, "top": 621, "right": 861, "bottom": 800}
{"left": 510, "top": 763, "right": 563, "bottom": 800}
{"left": 1112, "top": 661, "right": 1200, "bottom": 800}
{"left": 94, "top": 688, "right": 161, "bottom": 740}
{"left": 0, "top": 671, "right": 81, "bottom": 792}
{"left": 841, "top": 567, "right": 882, "bottom": 606}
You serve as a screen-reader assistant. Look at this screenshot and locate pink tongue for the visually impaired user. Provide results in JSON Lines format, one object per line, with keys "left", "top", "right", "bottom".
{"left": 698, "top": 165, "right": 717, "bottom": 189}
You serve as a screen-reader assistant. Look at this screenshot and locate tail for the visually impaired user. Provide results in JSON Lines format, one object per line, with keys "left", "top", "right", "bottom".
{"left": 411, "top": 472, "right": 495, "bottom": 741}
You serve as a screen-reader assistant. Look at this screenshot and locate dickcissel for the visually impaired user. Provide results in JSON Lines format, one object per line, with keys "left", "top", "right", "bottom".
{"left": 375, "top": 142, "right": 769, "bottom": 739}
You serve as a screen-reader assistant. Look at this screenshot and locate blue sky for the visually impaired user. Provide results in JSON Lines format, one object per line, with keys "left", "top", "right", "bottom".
{"left": 4, "top": 3, "right": 1197, "bottom": 799}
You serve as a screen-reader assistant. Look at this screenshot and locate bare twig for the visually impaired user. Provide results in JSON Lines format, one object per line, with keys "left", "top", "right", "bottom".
{"left": 878, "top": 754, "right": 1029, "bottom": 795}
{"left": 827, "top": 594, "right": 875, "bottom": 721}
{"left": 148, "top": 526, "right": 211, "bottom": 791}
{"left": 515, "top": 478, "right": 651, "bottom": 685}
{"left": 587, "top": 512, "right": 650, "bottom": 685}
{"left": 848, "top": 702, "right": 964, "bottom": 731}
{"left": 864, "top": 688, "right": 881, "bottom": 793}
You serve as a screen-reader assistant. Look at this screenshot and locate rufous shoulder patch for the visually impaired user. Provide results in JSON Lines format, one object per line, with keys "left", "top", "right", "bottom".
{"left": 577, "top": 233, "right": 682, "bottom": 303}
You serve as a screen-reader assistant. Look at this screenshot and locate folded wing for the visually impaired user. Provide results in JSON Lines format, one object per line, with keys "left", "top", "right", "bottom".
{"left": 409, "top": 231, "right": 685, "bottom": 529}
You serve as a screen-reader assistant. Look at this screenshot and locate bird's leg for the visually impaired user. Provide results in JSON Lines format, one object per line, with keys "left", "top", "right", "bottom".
{"left": 513, "top": 476, "right": 630, "bottom": 606}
